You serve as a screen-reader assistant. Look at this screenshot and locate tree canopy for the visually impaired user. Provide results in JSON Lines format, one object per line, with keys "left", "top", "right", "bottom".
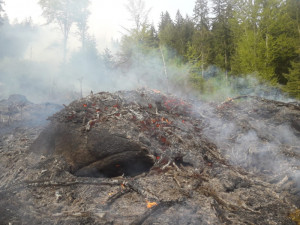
{"left": 38, "top": 0, "right": 90, "bottom": 62}
{"left": 118, "top": 0, "right": 300, "bottom": 99}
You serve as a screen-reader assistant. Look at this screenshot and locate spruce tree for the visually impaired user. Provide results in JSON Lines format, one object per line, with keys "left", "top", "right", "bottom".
{"left": 189, "top": 0, "right": 211, "bottom": 77}
{"left": 211, "top": 0, "right": 234, "bottom": 79}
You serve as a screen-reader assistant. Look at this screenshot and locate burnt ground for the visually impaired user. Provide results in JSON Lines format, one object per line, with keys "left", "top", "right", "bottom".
{"left": 0, "top": 90, "right": 299, "bottom": 225}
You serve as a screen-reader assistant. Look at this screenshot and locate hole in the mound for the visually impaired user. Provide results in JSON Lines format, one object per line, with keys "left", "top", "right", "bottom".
{"left": 74, "top": 151, "right": 154, "bottom": 178}
{"left": 100, "top": 155, "right": 154, "bottom": 178}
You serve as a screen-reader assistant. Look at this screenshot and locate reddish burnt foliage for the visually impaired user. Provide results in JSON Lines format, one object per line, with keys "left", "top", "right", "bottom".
{"left": 160, "top": 136, "right": 167, "bottom": 144}
{"left": 162, "top": 96, "right": 192, "bottom": 114}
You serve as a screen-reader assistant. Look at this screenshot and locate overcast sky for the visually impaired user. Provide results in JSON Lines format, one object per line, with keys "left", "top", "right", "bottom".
{"left": 4, "top": 0, "right": 195, "bottom": 50}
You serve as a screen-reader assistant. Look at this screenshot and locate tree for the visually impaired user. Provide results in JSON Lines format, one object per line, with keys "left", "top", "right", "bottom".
{"left": 173, "top": 11, "right": 194, "bottom": 59}
{"left": 230, "top": 0, "right": 261, "bottom": 75}
{"left": 125, "top": 0, "right": 151, "bottom": 33}
{"left": 38, "top": 0, "right": 83, "bottom": 63}
{"left": 189, "top": 0, "right": 211, "bottom": 77}
{"left": 75, "top": 0, "right": 90, "bottom": 50}
{"left": 211, "top": 0, "right": 235, "bottom": 79}
{"left": 282, "top": 0, "right": 300, "bottom": 98}
{"left": 194, "top": 0, "right": 209, "bottom": 30}
{"left": 0, "top": 0, "right": 4, "bottom": 25}
{"left": 102, "top": 48, "right": 115, "bottom": 70}
{"left": 158, "top": 11, "right": 176, "bottom": 55}
{"left": 119, "top": 0, "right": 154, "bottom": 68}
{"left": 256, "top": 0, "right": 297, "bottom": 84}
{"left": 283, "top": 57, "right": 300, "bottom": 99}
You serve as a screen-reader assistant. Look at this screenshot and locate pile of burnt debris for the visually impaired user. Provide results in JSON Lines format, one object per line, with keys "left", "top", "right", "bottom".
{"left": 0, "top": 89, "right": 299, "bottom": 225}
{"left": 0, "top": 94, "right": 62, "bottom": 134}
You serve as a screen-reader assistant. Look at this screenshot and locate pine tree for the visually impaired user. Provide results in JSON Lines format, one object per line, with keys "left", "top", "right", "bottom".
{"left": 257, "top": 0, "right": 297, "bottom": 84}
{"left": 282, "top": 0, "right": 300, "bottom": 98}
{"left": 173, "top": 11, "right": 194, "bottom": 59}
{"left": 194, "top": 0, "right": 209, "bottom": 30}
{"left": 189, "top": 0, "right": 211, "bottom": 77}
{"left": 211, "top": 0, "right": 234, "bottom": 79}
{"left": 230, "top": 0, "right": 261, "bottom": 75}
{"left": 158, "top": 11, "right": 175, "bottom": 50}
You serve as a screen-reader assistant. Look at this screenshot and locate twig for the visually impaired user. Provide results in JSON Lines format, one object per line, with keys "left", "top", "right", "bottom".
{"left": 126, "top": 180, "right": 159, "bottom": 201}
{"left": 173, "top": 175, "right": 181, "bottom": 188}
{"left": 162, "top": 160, "right": 171, "bottom": 170}
{"left": 105, "top": 189, "right": 131, "bottom": 208}
{"left": 172, "top": 162, "right": 181, "bottom": 172}
{"left": 0, "top": 179, "right": 123, "bottom": 193}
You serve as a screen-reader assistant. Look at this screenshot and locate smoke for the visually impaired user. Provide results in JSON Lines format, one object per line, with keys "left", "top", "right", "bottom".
{"left": 0, "top": 13, "right": 298, "bottom": 105}
{"left": 194, "top": 97, "right": 300, "bottom": 192}
{"left": 0, "top": 11, "right": 299, "bottom": 187}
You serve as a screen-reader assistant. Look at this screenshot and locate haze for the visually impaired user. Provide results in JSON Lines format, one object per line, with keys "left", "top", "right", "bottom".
{"left": 5, "top": 0, "right": 194, "bottom": 50}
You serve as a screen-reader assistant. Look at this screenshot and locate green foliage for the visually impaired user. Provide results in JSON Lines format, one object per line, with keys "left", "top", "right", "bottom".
{"left": 118, "top": 0, "right": 300, "bottom": 99}
{"left": 283, "top": 54, "right": 300, "bottom": 99}
{"left": 210, "top": 0, "right": 235, "bottom": 74}
{"left": 158, "top": 12, "right": 175, "bottom": 50}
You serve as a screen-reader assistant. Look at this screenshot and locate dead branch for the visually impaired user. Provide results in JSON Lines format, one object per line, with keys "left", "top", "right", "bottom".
{"left": 105, "top": 189, "right": 131, "bottom": 208}
{"left": 126, "top": 180, "right": 159, "bottom": 201}
{"left": 0, "top": 179, "right": 123, "bottom": 194}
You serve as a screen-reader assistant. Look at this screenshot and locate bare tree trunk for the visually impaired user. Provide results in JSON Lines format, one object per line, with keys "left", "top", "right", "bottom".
{"left": 201, "top": 53, "right": 204, "bottom": 78}
{"left": 224, "top": 40, "right": 228, "bottom": 81}
{"left": 63, "top": 33, "right": 68, "bottom": 64}
{"left": 296, "top": 4, "right": 300, "bottom": 43}
{"left": 159, "top": 46, "right": 169, "bottom": 93}
{"left": 266, "top": 33, "right": 269, "bottom": 60}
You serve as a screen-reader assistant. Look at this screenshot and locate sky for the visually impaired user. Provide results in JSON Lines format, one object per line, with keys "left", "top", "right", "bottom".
{"left": 4, "top": 0, "right": 195, "bottom": 50}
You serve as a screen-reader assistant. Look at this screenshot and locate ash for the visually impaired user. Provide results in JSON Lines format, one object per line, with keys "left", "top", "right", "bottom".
{"left": 0, "top": 90, "right": 299, "bottom": 225}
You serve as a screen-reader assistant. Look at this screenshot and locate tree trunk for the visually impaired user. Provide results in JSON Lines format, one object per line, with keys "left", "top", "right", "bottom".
{"left": 201, "top": 53, "right": 204, "bottom": 78}
{"left": 296, "top": 3, "right": 300, "bottom": 43}
{"left": 160, "top": 46, "right": 169, "bottom": 93}
{"left": 63, "top": 33, "right": 68, "bottom": 64}
{"left": 224, "top": 40, "right": 228, "bottom": 81}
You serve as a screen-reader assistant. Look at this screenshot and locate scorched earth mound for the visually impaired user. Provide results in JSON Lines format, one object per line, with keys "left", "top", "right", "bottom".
{"left": 0, "top": 89, "right": 299, "bottom": 224}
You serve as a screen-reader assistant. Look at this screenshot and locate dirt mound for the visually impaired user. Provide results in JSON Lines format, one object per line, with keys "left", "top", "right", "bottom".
{"left": 0, "top": 89, "right": 299, "bottom": 224}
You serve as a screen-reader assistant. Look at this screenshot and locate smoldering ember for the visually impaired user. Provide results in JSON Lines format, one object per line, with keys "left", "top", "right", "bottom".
{"left": 0, "top": 89, "right": 299, "bottom": 225}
